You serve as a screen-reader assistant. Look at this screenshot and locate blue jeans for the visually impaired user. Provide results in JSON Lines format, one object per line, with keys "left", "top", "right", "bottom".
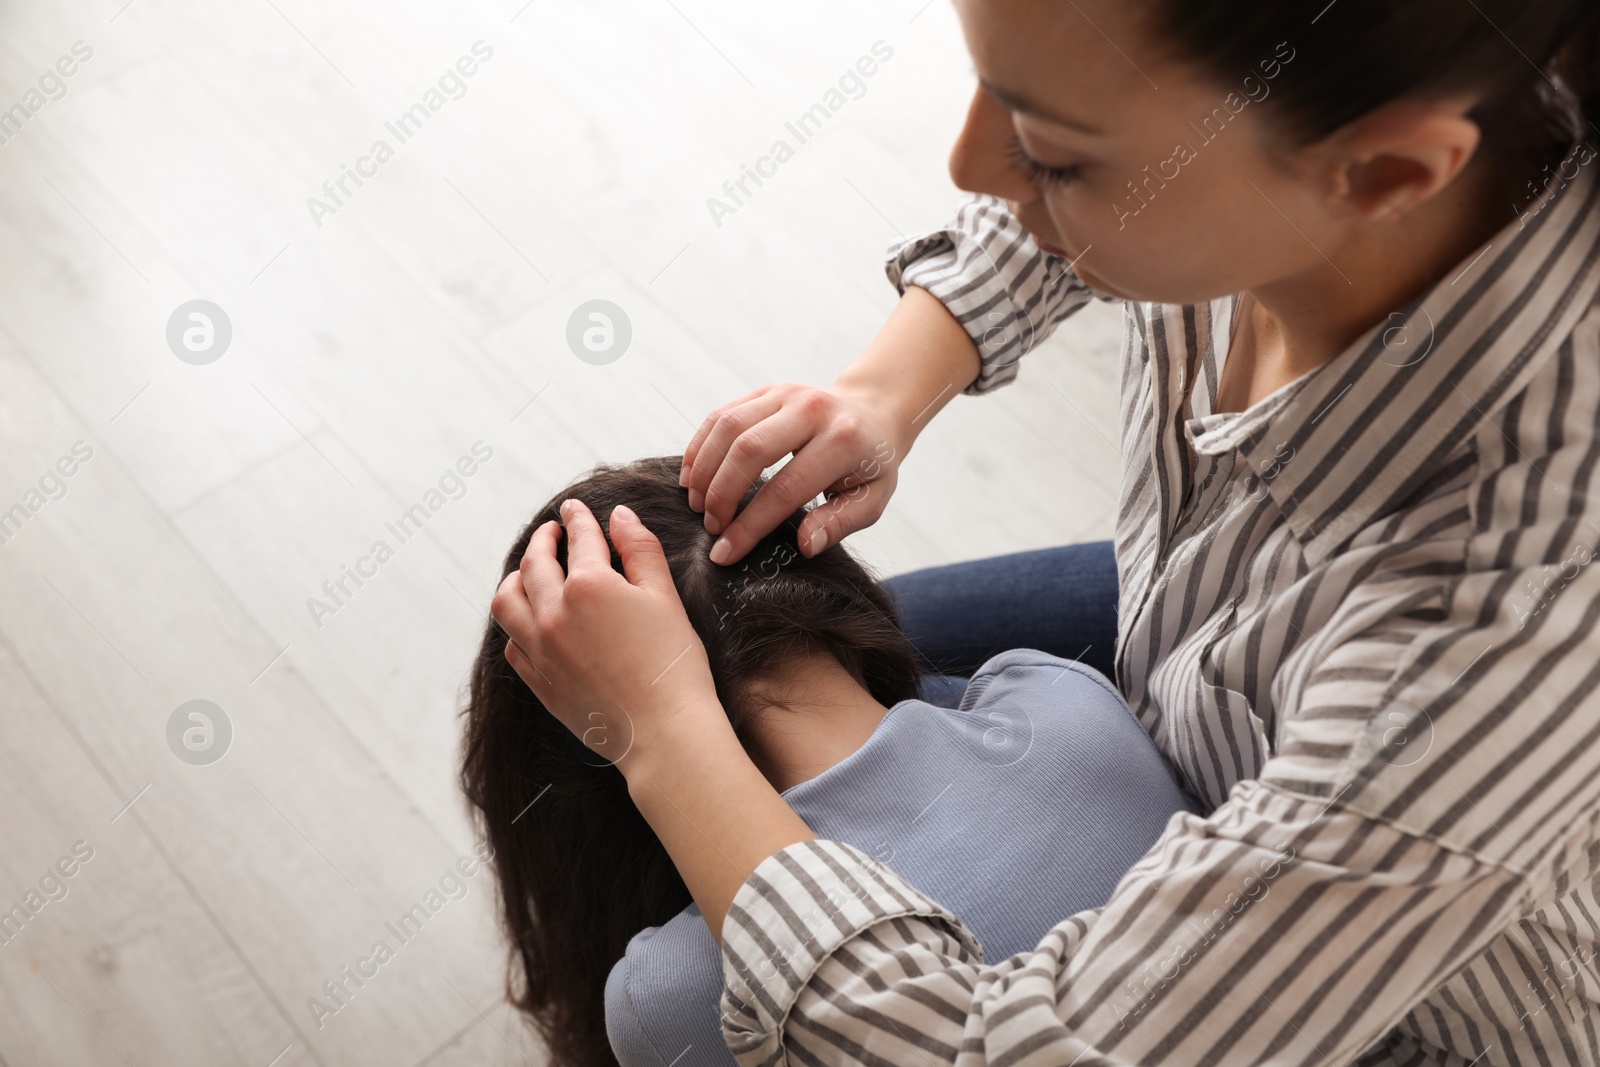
{"left": 884, "top": 541, "right": 1120, "bottom": 706}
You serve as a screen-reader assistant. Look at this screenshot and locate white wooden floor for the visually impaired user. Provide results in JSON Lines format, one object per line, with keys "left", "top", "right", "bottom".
{"left": 0, "top": 1, "right": 1123, "bottom": 1064}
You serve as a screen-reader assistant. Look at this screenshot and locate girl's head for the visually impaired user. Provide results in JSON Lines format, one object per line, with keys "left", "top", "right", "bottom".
{"left": 459, "top": 456, "right": 920, "bottom": 1067}
{"left": 951, "top": 0, "right": 1599, "bottom": 303}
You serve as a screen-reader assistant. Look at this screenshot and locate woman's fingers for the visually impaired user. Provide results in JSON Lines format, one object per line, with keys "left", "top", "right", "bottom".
{"left": 681, "top": 383, "right": 904, "bottom": 565}
{"left": 797, "top": 469, "right": 894, "bottom": 557}
{"left": 698, "top": 400, "right": 833, "bottom": 537}
{"left": 682, "top": 391, "right": 790, "bottom": 512}
{"left": 679, "top": 384, "right": 906, "bottom": 564}
{"left": 706, "top": 440, "right": 859, "bottom": 565}
{"left": 680, "top": 385, "right": 771, "bottom": 485}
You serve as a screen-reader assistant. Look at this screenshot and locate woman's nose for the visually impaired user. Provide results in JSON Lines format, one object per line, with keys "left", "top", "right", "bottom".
{"left": 949, "top": 86, "right": 1038, "bottom": 203}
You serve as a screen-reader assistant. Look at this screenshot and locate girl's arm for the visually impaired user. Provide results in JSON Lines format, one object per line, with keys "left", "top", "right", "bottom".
{"left": 490, "top": 499, "right": 812, "bottom": 939}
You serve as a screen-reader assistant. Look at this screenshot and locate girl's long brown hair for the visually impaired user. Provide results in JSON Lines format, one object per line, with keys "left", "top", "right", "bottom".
{"left": 460, "top": 457, "right": 920, "bottom": 1067}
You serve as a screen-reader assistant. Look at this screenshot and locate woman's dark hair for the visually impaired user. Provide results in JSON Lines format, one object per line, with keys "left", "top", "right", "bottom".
{"left": 1144, "top": 1, "right": 1600, "bottom": 204}
{"left": 459, "top": 456, "right": 920, "bottom": 1067}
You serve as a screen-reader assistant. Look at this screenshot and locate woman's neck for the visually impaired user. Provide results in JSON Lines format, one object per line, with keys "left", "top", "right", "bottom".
{"left": 740, "top": 654, "right": 894, "bottom": 792}
{"left": 1216, "top": 156, "right": 1511, "bottom": 415}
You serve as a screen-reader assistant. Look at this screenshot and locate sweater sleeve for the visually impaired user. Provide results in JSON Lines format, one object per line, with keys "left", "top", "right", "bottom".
{"left": 605, "top": 954, "right": 669, "bottom": 1067}
{"left": 885, "top": 194, "right": 1111, "bottom": 395}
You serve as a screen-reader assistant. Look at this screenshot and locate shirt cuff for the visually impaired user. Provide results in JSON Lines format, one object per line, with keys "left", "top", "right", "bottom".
{"left": 717, "top": 839, "right": 980, "bottom": 1067}
{"left": 884, "top": 195, "right": 1095, "bottom": 396}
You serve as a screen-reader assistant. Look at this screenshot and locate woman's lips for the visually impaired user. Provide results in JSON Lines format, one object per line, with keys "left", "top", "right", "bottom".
{"left": 1035, "top": 237, "right": 1072, "bottom": 259}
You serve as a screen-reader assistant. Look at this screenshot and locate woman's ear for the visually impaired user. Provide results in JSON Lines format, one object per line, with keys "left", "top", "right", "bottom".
{"left": 1319, "top": 97, "right": 1484, "bottom": 222}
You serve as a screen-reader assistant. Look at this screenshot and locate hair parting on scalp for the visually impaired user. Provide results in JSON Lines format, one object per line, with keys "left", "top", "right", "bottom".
{"left": 459, "top": 456, "right": 920, "bottom": 1067}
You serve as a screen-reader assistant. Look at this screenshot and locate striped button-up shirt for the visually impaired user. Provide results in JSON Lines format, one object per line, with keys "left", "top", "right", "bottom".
{"left": 717, "top": 159, "right": 1600, "bottom": 1066}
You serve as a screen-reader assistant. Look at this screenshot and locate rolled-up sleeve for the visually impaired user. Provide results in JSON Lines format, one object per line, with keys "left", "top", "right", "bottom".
{"left": 885, "top": 194, "right": 1109, "bottom": 395}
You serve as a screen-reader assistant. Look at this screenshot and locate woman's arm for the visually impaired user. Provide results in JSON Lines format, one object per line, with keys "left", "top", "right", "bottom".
{"left": 682, "top": 194, "right": 1104, "bottom": 566}
{"left": 678, "top": 287, "right": 981, "bottom": 567}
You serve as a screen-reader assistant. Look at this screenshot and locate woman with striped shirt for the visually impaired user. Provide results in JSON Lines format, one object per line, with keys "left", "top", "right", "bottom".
{"left": 491, "top": 1, "right": 1600, "bottom": 1063}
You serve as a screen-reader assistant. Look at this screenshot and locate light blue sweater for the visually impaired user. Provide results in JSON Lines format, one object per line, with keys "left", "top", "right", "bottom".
{"left": 604, "top": 649, "right": 1200, "bottom": 1067}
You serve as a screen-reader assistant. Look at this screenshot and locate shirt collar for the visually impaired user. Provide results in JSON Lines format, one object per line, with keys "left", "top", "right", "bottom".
{"left": 1228, "top": 158, "right": 1600, "bottom": 568}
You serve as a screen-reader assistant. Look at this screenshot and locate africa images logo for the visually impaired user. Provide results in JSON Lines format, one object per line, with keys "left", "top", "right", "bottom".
{"left": 705, "top": 41, "right": 894, "bottom": 228}
{"left": 305, "top": 42, "right": 495, "bottom": 228}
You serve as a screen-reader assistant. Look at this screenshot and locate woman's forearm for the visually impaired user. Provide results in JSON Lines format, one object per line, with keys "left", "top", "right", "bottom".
{"left": 832, "top": 285, "right": 982, "bottom": 458}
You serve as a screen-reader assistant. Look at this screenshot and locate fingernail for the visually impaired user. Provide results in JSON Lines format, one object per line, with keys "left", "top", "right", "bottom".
{"left": 678, "top": 467, "right": 690, "bottom": 487}
{"left": 808, "top": 529, "right": 828, "bottom": 555}
{"left": 709, "top": 537, "right": 733, "bottom": 565}
{"left": 704, "top": 514, "right": 723, "bottom": 536}
{"left": 687, "top": 488, "right": 704, "bottom": 511}
{"left": 611, "top": 503, "right": 636, "bottom": 523}
{"left": 560, "top": 498, "right": 578, "bottom": 516}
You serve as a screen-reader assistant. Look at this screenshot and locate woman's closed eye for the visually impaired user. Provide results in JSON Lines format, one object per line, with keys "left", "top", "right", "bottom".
{"left": 1007, "top": 137, "right": 1085, "bottom": 188}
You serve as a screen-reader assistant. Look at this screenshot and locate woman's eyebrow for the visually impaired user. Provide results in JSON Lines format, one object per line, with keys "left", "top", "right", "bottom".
{"left": 980, "top": 79, "right": 1105, "bottom": 135}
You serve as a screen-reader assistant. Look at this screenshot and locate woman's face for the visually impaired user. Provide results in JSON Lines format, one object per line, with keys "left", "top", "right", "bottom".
{"left": 950, "top": 0, "right": 1338, "bottom": 304}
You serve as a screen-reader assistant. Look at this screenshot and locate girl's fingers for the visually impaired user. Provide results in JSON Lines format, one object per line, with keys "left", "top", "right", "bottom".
{"left": 516, "top": 520, "right": 566, "bottom": 614}
{"left": 492, "top": 568, "right": 540, "bottom": 654}
{"left": 607, "top": 505, "right": 676, "bottom": 595}
{"left": 681, "top": 385, "right": 771, "bottom": 484}
{"left": 683, "top": 392, "right": 790, "bottom": 509}
{"left": 559, "top": 500, "right": 611, "bottom": 576}
{"left": 504, "top": 637, "right": 548, "bottom": 693}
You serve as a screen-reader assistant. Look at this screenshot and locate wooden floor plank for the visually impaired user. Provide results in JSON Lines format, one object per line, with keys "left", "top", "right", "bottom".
{"left": 0, "top": 342, "right": 525, "bottom": 1065}
{"left": 0, "top": 642, "right": 299, "bottom": 1067}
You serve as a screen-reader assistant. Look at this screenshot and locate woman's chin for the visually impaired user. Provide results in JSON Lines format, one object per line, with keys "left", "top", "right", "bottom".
{"left": 1068, "top": 259, "right": 1135, "bottom": 301}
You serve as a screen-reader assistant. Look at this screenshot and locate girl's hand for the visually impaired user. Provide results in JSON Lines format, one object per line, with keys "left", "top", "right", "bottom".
{"left": 491, "top": 499, "right": 816, "bottom": 940}
{"left": 679, "top": 383, "right": 905, "bottom": 567}
{"left": 490, "top": 499, "right": 727, "bottom": 773}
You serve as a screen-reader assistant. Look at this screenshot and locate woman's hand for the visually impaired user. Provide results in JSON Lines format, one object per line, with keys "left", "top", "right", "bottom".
{"left": 490, "top": 499, "right": 726, "bottom": 772}
{"left": 679, "top": 286, "right": 983, "bottom": 567}
{"left": 679, "top": 383, "right": 906, "bottom": 567}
